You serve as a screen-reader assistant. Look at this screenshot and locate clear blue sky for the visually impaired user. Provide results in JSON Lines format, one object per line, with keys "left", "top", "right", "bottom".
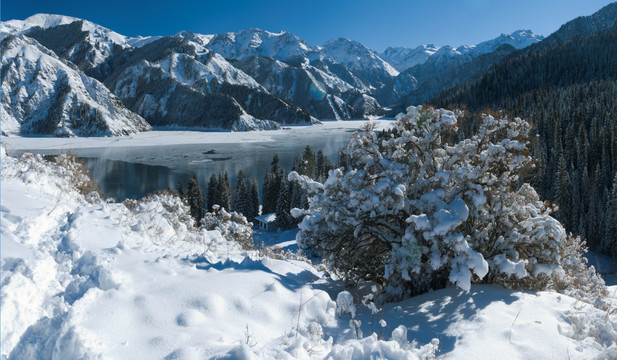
{"left": 2, "top": 0, "right": 615, "bottom": 51}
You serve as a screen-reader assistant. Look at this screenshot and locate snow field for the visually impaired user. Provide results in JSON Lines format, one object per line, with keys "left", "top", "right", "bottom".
{"left": 1, "top": 147, "right": 616, "bottom": 359}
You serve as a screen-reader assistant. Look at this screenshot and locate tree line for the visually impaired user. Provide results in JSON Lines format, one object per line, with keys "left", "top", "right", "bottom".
{"left": 433, "top": 24, "right": 617, "bottom": 259}
{"left": 176, "top": 146, "right": 335, "bottom": 230}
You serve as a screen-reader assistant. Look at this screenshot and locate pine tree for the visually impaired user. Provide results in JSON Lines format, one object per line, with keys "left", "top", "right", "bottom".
{"left": 245, "top": 178, "right": 260, "bottom": 221}
{"left": 298, "top": 145, "right": 316, "bottom": 178}
{"left": 603, "top": 174, "right": 617, "bottom": 256}
{"left": 262, "top": 155, "right": 284, "bottom": 214}
{"left": 232, "top": 170, "right": 247, "bottom": 215}
{"left": 217, "top": 172, "right": 231, "bottom": 211}
{"left": 275, "top": 178, "right": 292, "bottom": 229}
{"left": 177, "top": 179, "right": 184, "bottom": 199}
{"left": 555, "top": 155, "right": 573, "bottom": 228}
{"left": 207, "top": 174, "right": 217, "bottom": 211}
{"left": 186, "top": 175, "right": 204, "bottom": 222}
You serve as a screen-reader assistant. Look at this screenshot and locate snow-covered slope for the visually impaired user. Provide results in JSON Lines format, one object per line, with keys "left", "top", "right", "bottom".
{"left": 1, "top": 14, "right": 87, "bottom": 35}
{"left": 381, "top": 44, "right": 439, "bottom": 72}
{"left": 383, "top": 30, "right": 543, "bottom": 73}
{"left": 1, "top": 35, "right": 151, "bottom": 136}
{"left": 2, "top": 14, "right": 129, "bottom": 70}
{"left": 231, "top": 55, "right": 383, "bottom": 119}
{"left": 321, "top": 38, "right": 399, "bottom": 78}
{"left": 104, "top": 36, "right": 309, "bottom": 129}
{"left": 1, "top": 150, "right": 616, "bottom": 359}
{"left": 542, "top": 2, "right": 617, "bottom": 46}
{"left": 475, "top": 29, "right": 545, "bottom": 54}
{"left": 204, "top": 28, "right": 316, "bottom": 61}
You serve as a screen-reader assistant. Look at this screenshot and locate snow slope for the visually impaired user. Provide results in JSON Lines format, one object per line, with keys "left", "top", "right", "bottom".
{"left": 321, "top": 38, "right": 399, "bottom": 77}
{"left": 2, "top": 146, "right": 616, "bottom": 359}
{"left": 2, "top": 14, "right": 129, "bottom": 69}
{"left": 1, "top": 35, "right": 151, "bottom": 136}
{"left": 381, "top": 44, "right": 440, "bottom": 72}
{"left": 204, "top": 28, "right": 315, "bottom": 61}
{"left": 382, "top": 30, "right": 544, "bottom": 73}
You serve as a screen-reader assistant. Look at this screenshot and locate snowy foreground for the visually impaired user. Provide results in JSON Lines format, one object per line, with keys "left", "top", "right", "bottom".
{"left": 1, "top": 149, "right": 617, "bottom": 359}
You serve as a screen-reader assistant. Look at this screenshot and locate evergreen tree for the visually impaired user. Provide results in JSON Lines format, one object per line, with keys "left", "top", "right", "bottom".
{"left": 232, "top": 170, "right": 247, "bottom": 215}
{"left": 275, "top": 178, "right": 292, "bottom": 229}
{"left": 245, "top": 178, "right": 260, "bottom": 221}
{"left": 186, "top": 175, "right": 204, "bottom": 222}
{"left": 604, "top": 174, "right": 617, "bottom": 256}
{"left": 177, "top": 179, "right": 184, "bottom": 199}
{"left": 262, "top": 155, "right": 284, "bottom": 214}
{"left": 217, "top": 172, "right": 231, "bottom": 211}
{"left": 316, "top": 150, "right": 334, "bottom": 181}
{"left": 207, "top": 174, "right": 217, "bottom": 211}
{"left": 555, "top": 155, "right": 573, "bottom": 228}
{"left": 297, "top": 145, "right": 316, "bottom": 177}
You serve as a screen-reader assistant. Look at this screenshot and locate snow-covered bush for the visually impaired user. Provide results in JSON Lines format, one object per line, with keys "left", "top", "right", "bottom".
{"left": 291, "top": 106, "right": 601, "bottom": 298}
{"left": 123, "top": 192, "right": 197, "bottom": 242}
{"left": 202, "top": 205, "right": 254, "bottom": 249}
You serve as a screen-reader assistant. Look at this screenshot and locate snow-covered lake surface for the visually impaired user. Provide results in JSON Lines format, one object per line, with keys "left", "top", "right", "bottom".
{"left": 3, "top": 120, "right": 392, "bottom": 199}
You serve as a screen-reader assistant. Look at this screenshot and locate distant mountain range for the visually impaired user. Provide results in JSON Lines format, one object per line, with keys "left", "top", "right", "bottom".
{"left": 0, "top": 10, "right": 574, "bottom": 136}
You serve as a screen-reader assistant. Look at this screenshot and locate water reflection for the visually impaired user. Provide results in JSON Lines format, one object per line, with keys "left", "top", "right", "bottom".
{"left": 82, "top": 129, "right": 355, "bottom": 200}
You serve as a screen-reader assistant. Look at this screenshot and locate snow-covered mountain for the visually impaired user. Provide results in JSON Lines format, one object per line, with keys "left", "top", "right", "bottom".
{"left": 2, "top": 14, "right": 128, "bottom": 73}
{"left": 382, "top": 30, "right": 543, "bottom": 73}
{"left": 320, "top": 38, "right": 399, "bottom": 95}
{"left": 204, "top": 28, "right": 316, "bottom": 62}
{"left": 103, "top": 36, "right": 309, "bottom": 130}
{"left": 474, "top": 29, "right": 544, "bottom": 53}
{"left": 0, "top": 14, "right": 559, "bottom": 133}
{"left": 381, "top": 44, "right": 439, "bottom": 72}
{"left": 230, "top": 55, "right": 383, "bottom": 119}
{"left": 321, "top": 38, "right": 399, "bottom": 77}
{"left": 540, "top": 2, "right": 617, "bottom": 47}
{"left": 1, "top": 35, "right": 151, "bottom": 136}
{"left": 383, "top": 29, "right": 544, "bottom": 107}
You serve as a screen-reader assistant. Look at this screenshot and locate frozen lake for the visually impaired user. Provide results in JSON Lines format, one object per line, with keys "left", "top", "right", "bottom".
{"left": 3, "top": 120, "right": 393, "bottom": 200}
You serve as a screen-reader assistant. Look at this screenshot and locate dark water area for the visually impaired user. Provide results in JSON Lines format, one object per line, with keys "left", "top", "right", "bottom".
{"left": 78, "top": 130, "right": 355, "bottom": 200}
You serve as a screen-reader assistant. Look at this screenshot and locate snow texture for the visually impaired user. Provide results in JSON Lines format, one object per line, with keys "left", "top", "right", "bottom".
{"left": 1, "top": 145, "right": 616, "bottom": 359}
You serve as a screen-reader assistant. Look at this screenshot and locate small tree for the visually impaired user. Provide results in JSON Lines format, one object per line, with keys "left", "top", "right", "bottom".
{"left": 290, "top": 106, "right": 599, "bottom": 299}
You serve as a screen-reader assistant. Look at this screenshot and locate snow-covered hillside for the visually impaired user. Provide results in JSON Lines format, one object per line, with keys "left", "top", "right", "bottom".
{"left": 1, "top": 35, "right": 151, "bottom": 136}
{"left": 1, "top": 14, "right": 129, "bottom": 70}
{"left": 204, "top": 28, "right": 315, "bottom": 61}
{"left": 2, "top": 144, "right": 616, "bottom": 359}
{"left": 381, "top": 30, "right": 543, "bottom": 72}
{"left": 381, "top": 44, "right": 440, "bottom": 72}
{"left": 321, "top": 38, "right": 399, "bottom": 77}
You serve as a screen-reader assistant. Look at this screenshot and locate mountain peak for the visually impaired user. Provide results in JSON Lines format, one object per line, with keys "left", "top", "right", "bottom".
{"left": 205, "top": 28, "right": 313, "bottom": 61}
{"left": 474, "top": 29, "right": 544, "bottom": 54}
{"left": 545, "top": 2, "right": 617, "bottom": 45}
{"left": 1, "top": 13, "right": 81, "bottom": 35}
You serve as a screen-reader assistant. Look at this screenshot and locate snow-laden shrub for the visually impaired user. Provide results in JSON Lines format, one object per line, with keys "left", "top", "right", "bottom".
{"left": 202, "top": 205, "right": 254, "bottom": 249}
{"left": 291, "top": 106, "right": 600, "bottom": 299}
{"left": 1, "top": 150, "right": 100, "bottom": 204}
{"left": 123, "top": 192, "right": 197, "bottom": 242}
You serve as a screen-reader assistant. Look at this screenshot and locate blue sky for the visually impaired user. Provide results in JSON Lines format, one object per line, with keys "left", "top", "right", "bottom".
{"left": 2, "top": 0, "right": 615, "bottom": 51}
